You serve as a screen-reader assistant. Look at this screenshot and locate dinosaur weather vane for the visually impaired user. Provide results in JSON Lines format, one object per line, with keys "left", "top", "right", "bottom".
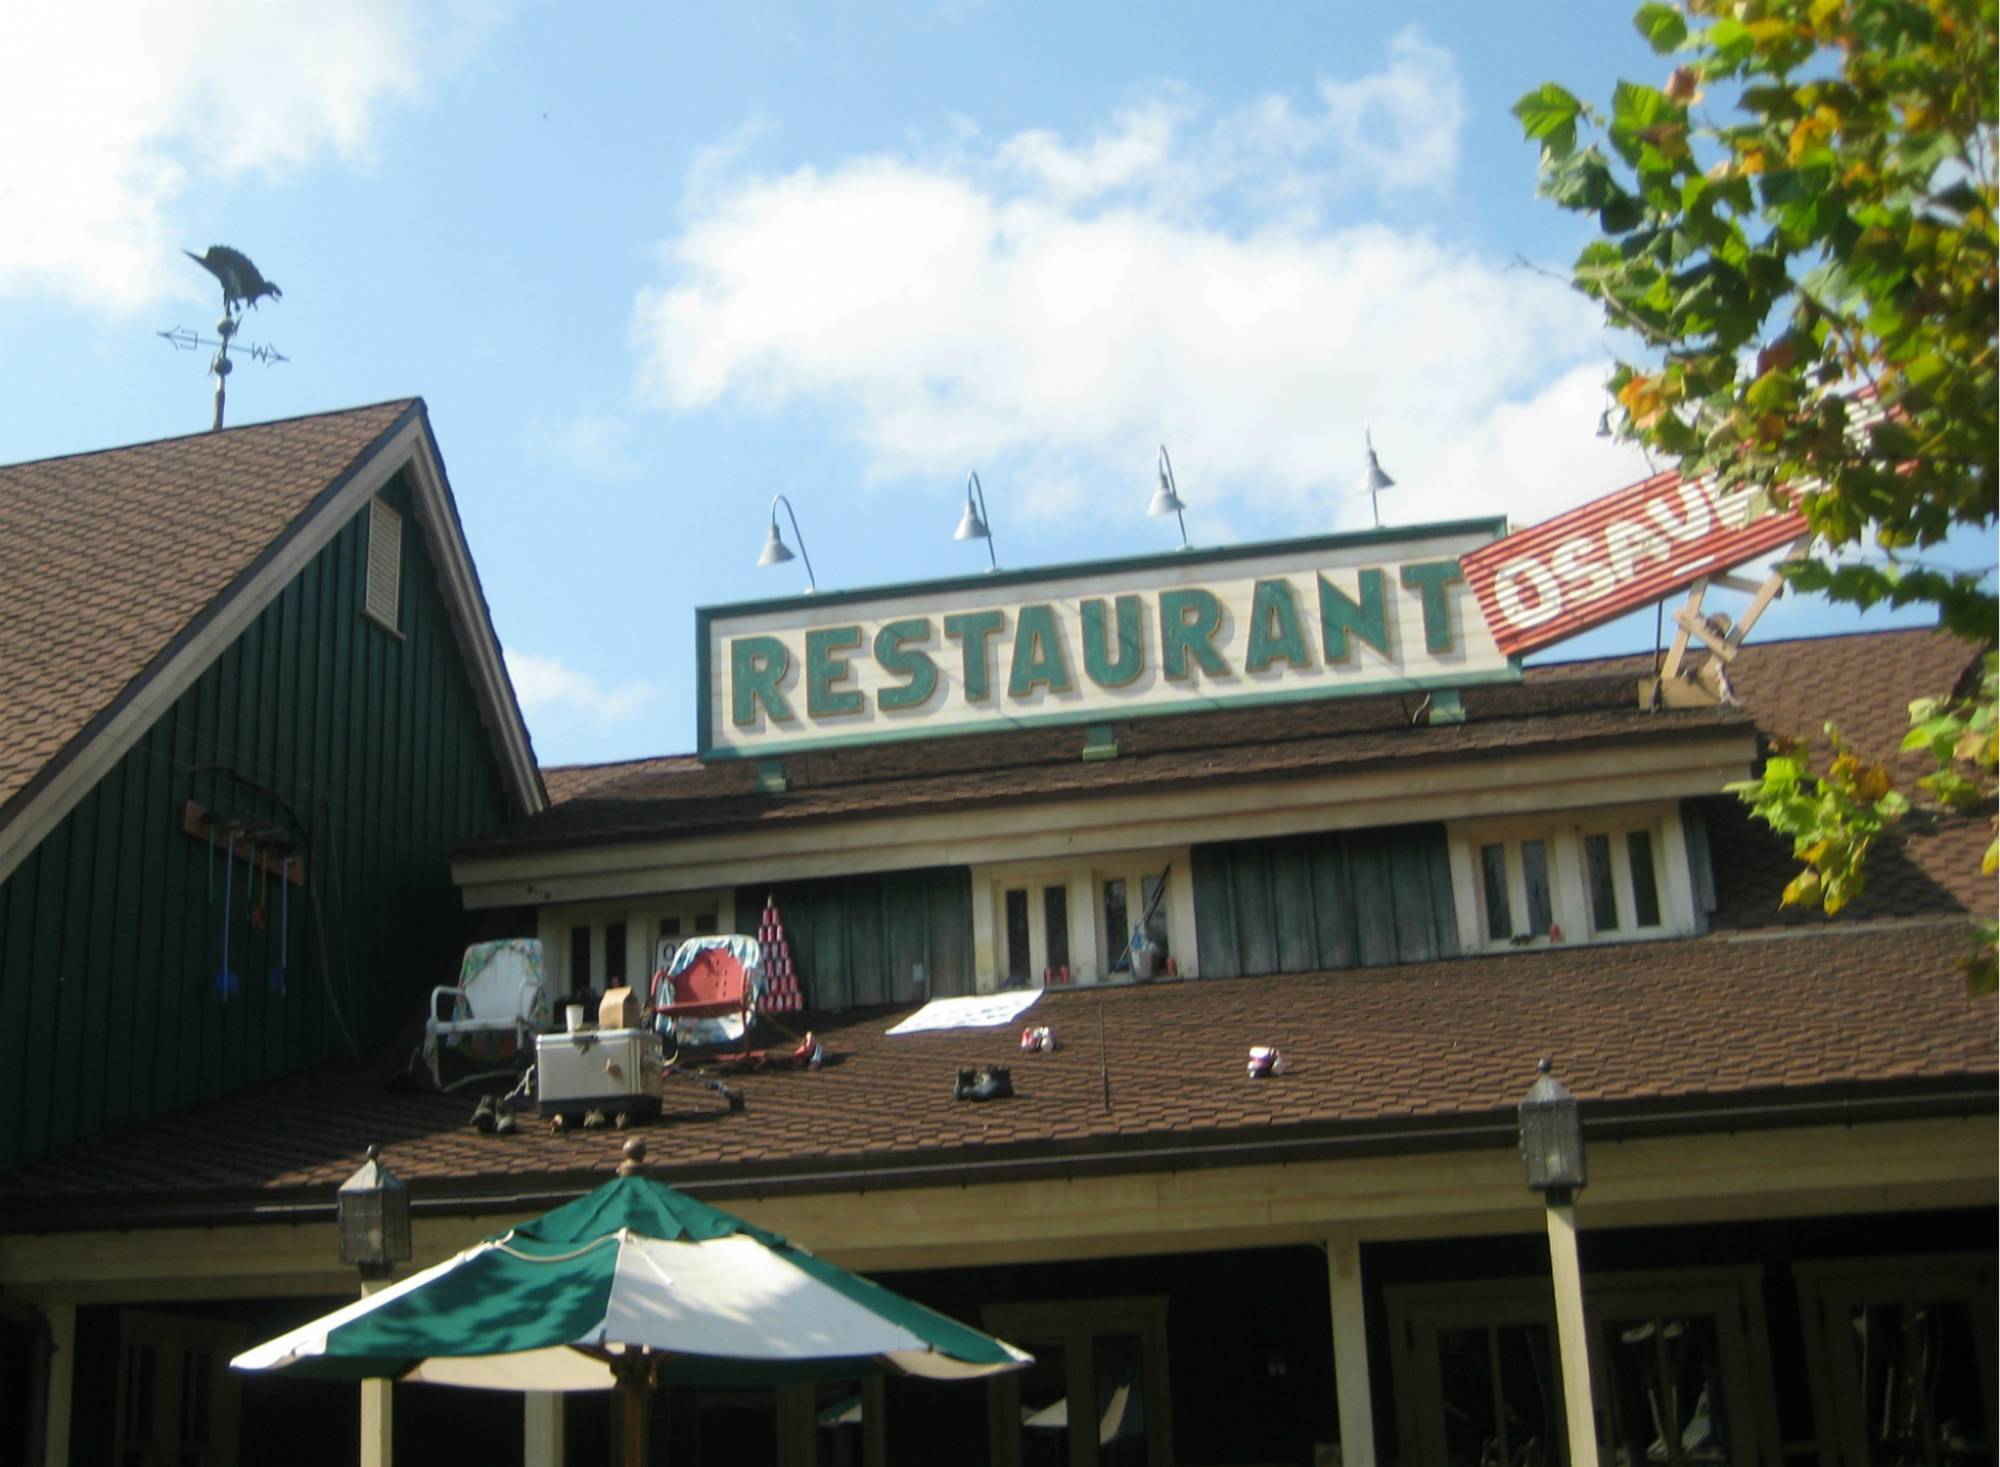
{"left": 159, "top": 245, "right": 289, "bottom": 431}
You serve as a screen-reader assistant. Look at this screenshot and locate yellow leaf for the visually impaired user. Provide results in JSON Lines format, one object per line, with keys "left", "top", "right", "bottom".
{"left": 1618, "top": 374, "right": 1671, "bottom": 430}
{"left": 1782, "top": 869, "right": 1823, "bottom": 906}
{"left": 1982, "top": 837, "right": 1997, "bottom": 877}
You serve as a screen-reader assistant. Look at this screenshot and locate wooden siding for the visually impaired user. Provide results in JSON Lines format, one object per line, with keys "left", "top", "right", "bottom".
{"left": 0, "top": 472, "right": 514, "bottom": 1170}
{"left": 1192, "top": 823, "right": 1459, "bottom": 979}
{"left": 735, "top": 867, "right": 972, "bottom": 1010}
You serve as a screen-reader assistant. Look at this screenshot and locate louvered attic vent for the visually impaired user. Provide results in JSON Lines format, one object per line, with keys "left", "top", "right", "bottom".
{"left": 365, "top": 498, "right": 403, "bottom": 630}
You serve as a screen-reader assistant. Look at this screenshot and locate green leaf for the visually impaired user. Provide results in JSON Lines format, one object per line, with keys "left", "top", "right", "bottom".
{"left": 1513, "top": 83, "right": 1583, "bottom": 159}
{"left": 1635, "top": 3, "right": 1688, "bottom": 53}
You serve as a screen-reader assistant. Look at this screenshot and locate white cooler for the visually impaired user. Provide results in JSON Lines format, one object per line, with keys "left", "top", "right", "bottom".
{"left": 535, "top": 1028, "right": 666, "bottom": 1122}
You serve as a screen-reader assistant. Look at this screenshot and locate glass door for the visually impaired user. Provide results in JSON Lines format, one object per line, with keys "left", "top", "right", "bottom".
{"left": 1795, "top": 1255, "right": 1997, "bottom": 1467}
{"left": 985, "top": 1298, "right": 1172, "bottom": 1467}
{"left": 1388, "top": 1270, "right": 1779, "bottom": 1467}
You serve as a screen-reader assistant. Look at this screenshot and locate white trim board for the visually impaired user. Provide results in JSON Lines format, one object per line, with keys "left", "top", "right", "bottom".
{"left": 454, "top": 730, "right": 1755, "bottom": 909}
{"left": 0, "top": 406, "right": 544, "bottom": 886}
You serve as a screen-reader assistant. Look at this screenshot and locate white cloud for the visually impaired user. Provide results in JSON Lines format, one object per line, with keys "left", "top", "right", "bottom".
{"left": 634, "top": 35, "right": 1652, "bottom": 534}
{"left": 505, "top": 651, "right": 655, "bottom": 726}
{"left": 0, "top": 0, "right": 478, "bottom": 310}
{"left": 525, "top": 410, "right": 640, "bottom": 482}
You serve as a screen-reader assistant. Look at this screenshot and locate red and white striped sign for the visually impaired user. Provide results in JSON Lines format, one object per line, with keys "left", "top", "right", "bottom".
{"left": 1461, "top": 471, "right": 1807, "bottom": 657}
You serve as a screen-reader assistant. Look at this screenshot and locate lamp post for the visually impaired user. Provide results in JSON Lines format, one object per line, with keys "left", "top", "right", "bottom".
{"left": 1148, "top": 445, "right": 1190, "bottom": 550}
{"left": 953, "top": 471, "right": 999, "bottom": 571}
{"left": 339, "top": 1145, "right": 411, "bottom": 1467}
{"left": 756, "top": 493, "right": 818, "bottom": 593}
{"left": 1519, "top": 1059, "right": 1599, "bottom": 1467}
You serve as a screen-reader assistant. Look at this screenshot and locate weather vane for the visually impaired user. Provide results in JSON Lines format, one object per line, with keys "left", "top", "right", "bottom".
{"left": 161, "top": 245, "right": 288, "bottom": 431}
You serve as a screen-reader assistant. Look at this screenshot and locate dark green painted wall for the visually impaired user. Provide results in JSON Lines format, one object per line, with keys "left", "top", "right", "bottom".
{"left": 1193, "top": 822, "right": 1460, "bottom": 978}
{"left": 735, "top": 868, "right": 972, "bottom": 1009}
{"left": 0, "top": 472, "right": 516, "bottom": 1171}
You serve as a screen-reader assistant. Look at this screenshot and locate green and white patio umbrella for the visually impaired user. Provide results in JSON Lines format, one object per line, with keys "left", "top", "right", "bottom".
{"left": 233, "top": 1143, "right": 1028, "bottom": 1453}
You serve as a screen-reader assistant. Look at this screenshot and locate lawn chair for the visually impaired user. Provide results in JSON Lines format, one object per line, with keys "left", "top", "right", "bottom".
{"left": 423, "top": 939, "right": 551, "bottom": 1087}
{"left": 648, "top": 935, "right": 762, "bottom": 1051}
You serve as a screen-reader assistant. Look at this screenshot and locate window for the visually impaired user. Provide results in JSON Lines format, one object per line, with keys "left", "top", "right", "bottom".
{"left": 1479, "top": 838, "right": 1555, "bottom": 943}
{"left": 978, "top": 850, "right": 1187, "bottom": 988}
{"left": 1387, "top": 1269, "right": 1781, "bottom": 1467}
{"left": 1793, "top": 1254, "right": 1996, "bottom": 1467}
{"left": 115, "top": 1311, "right": 244, "bottom": 1467}
{"left": 1449, "top": 809, "right": 1688, "bottom": 953}
{"left": 550, "top": 894, "right": 731, "bottom": 997}
{"left": 364, "top": 497, "right": 402, "bottom": 630}
{"left": 985, "top": 1297, "right": 1174, "bottom": 1467}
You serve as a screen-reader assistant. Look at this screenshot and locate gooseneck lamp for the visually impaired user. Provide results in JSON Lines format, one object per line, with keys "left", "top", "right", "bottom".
{"left": 1358, "top": 425, "right": 1395, "bottom": 529}
{"left": 1148, "top": 445, "right": 1189, "bottom": 550}
{"left": 953, "top": 471, "right": 998, "bottom": 572}
{"left": 757, "top": 493, "right": 818, "bottom": 593}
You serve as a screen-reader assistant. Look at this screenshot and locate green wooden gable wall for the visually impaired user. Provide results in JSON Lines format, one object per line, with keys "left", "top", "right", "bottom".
{"left": 0, "top": 471, "right": 515, "bottom": 1170}
{"left": 734, "top": 867, "right": 972, "bottom": 1010}
{"left": 1192, "top": 822, "right": 1460, "bottom": 979}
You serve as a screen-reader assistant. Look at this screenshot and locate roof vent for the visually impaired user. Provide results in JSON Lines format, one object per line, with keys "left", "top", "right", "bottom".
{"left": 365, "top": 498, "right": 402, "bottom": 630}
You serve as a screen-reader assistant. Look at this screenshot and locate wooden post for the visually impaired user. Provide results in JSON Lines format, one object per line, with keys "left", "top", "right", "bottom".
{"left": 524, "top": 1392, "right": 564, "bottom": 1467}
{"left": 775, "top": 1384, "right": 816, "bottom": 1467}
{"left": 1543, "top": 1198, "right": 1599, "bottom": 1467}
{"left": 1325, "top": 1234, "right": 1378, "bottom": 1467}
{"left": 862, "top": 1376, "right": 887, "bottom": 1467}
{"left": 41, "top": 1302, "right": 74, "bottom": 1467}
{"left": 359, "top": 1277, "right": 393, "bottom": 1467}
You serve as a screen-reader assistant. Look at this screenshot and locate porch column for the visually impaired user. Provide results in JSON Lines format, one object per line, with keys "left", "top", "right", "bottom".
{"left": 775, "top": 1383, "right": 815, "bottom": 1466}
{"left": 524, "top": 1392, "right": 564, "bottom": 1467}
{"left": 1325, "top": 1233, "right": 1377, "bottom": 1467}
{"left": 360, "top": 1278, "right": 392, "bottom": 1467}
{"left": 41, "top": 1302, "right": 74, "bottom": 1467}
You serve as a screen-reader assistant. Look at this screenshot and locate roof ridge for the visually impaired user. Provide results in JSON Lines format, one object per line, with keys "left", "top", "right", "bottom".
{"left": 0, "top": 397, "right": 420, "bottom": 473}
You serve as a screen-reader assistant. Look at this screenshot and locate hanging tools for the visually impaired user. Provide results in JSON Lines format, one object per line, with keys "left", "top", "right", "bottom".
{"left": 269, "top": 857, "right": 290, "bottom": 995}
{"left": 216, "top": 829, "right": 241, "bottom": 1000}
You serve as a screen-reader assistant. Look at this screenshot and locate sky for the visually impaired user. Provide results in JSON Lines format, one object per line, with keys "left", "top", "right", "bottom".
{"left": 2, "top": 1, "right": 1989, "bottom": 768}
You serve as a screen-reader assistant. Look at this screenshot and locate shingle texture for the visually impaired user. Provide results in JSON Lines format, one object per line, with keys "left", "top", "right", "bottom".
{"left": 0, "top": 920, "right": 1988, "bottom": 1222}
{"left": 0, "top": 401, "right": 413, "bottom": 816}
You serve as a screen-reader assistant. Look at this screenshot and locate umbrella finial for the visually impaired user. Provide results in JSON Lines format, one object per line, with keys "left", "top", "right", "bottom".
{"left": 618, "top": 1139, "right": 648, "bottom": 1178}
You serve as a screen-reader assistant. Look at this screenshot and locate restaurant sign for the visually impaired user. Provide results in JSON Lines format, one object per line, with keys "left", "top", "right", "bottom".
{"left": 1461, "top": 471, "right": 1808, "bottom": 658}
{"left": 698, "top": 520, "right": 1516, "bottom": 759}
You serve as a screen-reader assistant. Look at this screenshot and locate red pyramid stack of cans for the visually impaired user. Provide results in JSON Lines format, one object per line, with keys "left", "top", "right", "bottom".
{"left": 758, "top": 893, "right": 802, "bottom": 1013}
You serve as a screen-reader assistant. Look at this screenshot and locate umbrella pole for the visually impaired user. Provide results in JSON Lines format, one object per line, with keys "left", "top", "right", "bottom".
{"left": 612, "top": 1348, "right": 656, "bottom": 1467}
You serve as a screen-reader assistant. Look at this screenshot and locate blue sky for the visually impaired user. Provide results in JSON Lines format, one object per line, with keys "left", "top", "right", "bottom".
{"left": 2, "top": 2, "right": 1986, "bottom": 767}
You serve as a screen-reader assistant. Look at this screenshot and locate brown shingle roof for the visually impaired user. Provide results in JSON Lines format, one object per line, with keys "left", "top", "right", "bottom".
{"left": 0, "top": 919, "right": 1988, "bottom": 1223}
{"left": 0, "top": 401, "right": 416, "bottom": 818}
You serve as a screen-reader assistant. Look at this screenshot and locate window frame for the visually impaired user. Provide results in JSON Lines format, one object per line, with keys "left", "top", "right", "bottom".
{"left": 976, "top": 847, "right": 1190, "bottom": 990}
{"left": 1447, "top": 805, "right": 1693, "bottom": 954}
{"left": 1792, "top": 1252, "right": 1998, "bottom": 1467}
{"left": 983, "top": 1295, "right": 1174, "bottom": 1467}
{"left": 541, "top": 892, "right": 733, "bottom": 996}
{"left": 1386, "top": 1267, "right": 1782, "bottom": 1467}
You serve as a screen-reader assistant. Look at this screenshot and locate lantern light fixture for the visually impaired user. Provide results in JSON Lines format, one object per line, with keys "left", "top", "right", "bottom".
{"left": 337, "top": 1143, "right": 411, "bottom": 1281}
{"left": 1518, "top": 1057, "right": 1587, "bottom": 1198}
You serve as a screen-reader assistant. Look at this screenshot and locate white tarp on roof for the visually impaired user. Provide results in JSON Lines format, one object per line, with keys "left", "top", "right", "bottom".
{"left": 886, "top": 989, "right": 1041, "bottom": 1035}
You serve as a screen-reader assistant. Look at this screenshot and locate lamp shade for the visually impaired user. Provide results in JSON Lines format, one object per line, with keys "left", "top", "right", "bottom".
{"left": 954, "top": 499, "right": 989, "bottom": 542}
{"left": 756, "top": 523, "right": 796, "bottom": 567}
{"left": 1147, "top": 469, "right": 1186, "bottom": 519}
{"left": 338, "top": 1144, "right": 412, "bottom": 1273}
{"left": 1359, "top": 448, "right": 1394, "bottom": 496}
{"left": 1518, "top": 1059, "right": 1586, "bottom": 1194}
